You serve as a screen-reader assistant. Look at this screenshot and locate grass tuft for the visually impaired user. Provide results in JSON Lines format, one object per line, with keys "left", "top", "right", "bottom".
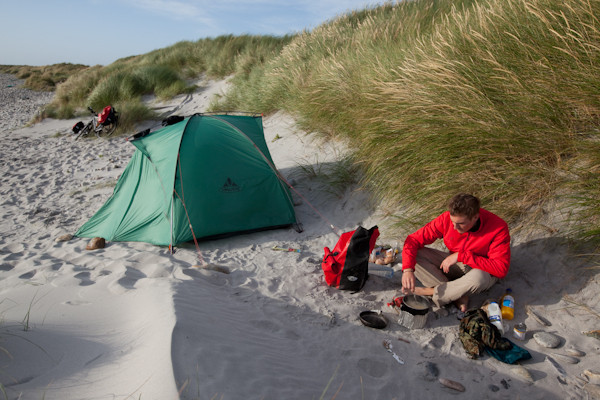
{"left": 0, "top": 63, "right": 88, "bottom": 91}
{"left": 215, "top": 0, "right": 600, "bottom": 249}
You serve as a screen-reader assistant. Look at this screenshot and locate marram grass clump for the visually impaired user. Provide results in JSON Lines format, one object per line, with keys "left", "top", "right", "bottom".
{"left": 0, "top": 63, "right": 88, "bottom": 91}
{"left": 216, "top": 0, "right": 600, "bottom": 249}
{"left": 43, "top": 34, "right": 293, "bottom": 123}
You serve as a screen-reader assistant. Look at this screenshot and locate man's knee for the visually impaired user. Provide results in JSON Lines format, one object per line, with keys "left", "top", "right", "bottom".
{"left": 462, "top": 269, "right": 497, "bottom": 292}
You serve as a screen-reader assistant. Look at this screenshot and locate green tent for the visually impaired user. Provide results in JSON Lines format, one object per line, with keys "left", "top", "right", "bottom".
{"left": 75, "top": 114, "right": 297, "bottom": 246}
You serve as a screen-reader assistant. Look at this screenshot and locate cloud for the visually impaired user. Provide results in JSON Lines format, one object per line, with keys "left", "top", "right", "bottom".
{"left": 291, "top": 0, "right": 382, "bottom": 16}
{"left": 125, "top": 0, "right": 381, "bottom": 23}
{"left": 124, "top": 0, "right": 214, "bottom": 23}
{"left": 120, "top": 0, "right": 383, "bottom": 37}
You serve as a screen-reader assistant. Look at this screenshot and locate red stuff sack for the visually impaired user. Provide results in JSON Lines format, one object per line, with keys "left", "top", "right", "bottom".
{"left": 98, "top": 105, "right": 113, "bottom": 124}
{"left": 321, "top": 226, "right": 379, "bottom": 292}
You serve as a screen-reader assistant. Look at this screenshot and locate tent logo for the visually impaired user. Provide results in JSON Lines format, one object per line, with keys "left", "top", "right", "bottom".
{"left": 220, "top": 177, "right": 241, "bottom": 193}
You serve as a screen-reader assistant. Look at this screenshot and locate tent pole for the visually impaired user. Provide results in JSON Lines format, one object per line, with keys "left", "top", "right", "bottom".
{"left": 170, "top": 195, "right": 174, "bottom": 254}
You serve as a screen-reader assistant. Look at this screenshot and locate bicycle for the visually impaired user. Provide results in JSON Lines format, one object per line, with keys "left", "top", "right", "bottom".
{"left": 72, "top": 105, "right": 119, "bottom": 140}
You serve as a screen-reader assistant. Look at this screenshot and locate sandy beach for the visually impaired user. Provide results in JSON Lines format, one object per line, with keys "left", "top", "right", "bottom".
{"left": 0, "top": 75, "right": 598, "bottom": 400}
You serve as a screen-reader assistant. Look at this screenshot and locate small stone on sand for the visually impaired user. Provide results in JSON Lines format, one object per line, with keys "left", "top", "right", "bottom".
{"left": 565, "top": 346, "right": 585, "bottom": 357}
{"left": 510, "top": 365, "right": 534, "bottom": 384}
{"left": 439, "top": 378, "right": 465, "bottom": 392}
{"left": 85, "top": 237, "right": 106, "bottom": 250}
{"left": 55, "top": 233, "right": 73, "bottom": 242}
{"left": 533, "top": 331, "right": 561, "bottom": 348}
{"left": 550, "top": 352, "right": 579, "bottom": 364}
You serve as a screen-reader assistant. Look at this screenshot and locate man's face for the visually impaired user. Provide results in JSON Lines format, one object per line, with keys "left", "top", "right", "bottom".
{"left": 450, "top": 213, "right": 479, "bottom": 234}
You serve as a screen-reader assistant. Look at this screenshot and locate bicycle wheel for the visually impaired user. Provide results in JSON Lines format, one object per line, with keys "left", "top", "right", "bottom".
{"left": 100, "top": 119, "right": 118, "bottom": 137}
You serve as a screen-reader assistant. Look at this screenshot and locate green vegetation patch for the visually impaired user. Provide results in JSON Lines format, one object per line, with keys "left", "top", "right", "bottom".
{"left": 215, "top": 0, "right": 600, "bottom": 249}
{"left": 41, "top": 34, "right": 292, "bottom": 129}
{"left": 0, "top": 63, "right": 88, "bottom": 91}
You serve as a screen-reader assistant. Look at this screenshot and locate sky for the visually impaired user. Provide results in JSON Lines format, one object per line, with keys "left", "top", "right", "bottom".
{"left": 0, "top": 0, "right": 384, "bottom": 66}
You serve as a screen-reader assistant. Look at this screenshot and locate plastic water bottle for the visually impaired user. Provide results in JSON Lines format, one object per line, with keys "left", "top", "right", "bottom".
{"left": 368, "top": 263, "right": 394, "bottom": 278}
{"left": 485, "top": 301, "right": 504, "bottom": 335}
{"left": 500, "top": 288, "right": 515, "bottom": 320}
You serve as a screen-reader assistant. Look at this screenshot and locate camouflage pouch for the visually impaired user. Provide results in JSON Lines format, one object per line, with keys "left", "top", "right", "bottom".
{"left": 459, "top": 309, "right": 486, "bottom": 358}
{"left": 459, "top": 308, "right": 511, "bottom": 359}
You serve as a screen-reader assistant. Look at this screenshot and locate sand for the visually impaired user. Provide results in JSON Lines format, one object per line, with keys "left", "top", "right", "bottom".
{"left": 0, "top": 75, "right": 598, "bottom": 400}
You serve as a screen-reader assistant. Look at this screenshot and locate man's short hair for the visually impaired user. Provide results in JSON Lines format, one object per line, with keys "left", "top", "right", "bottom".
{"left": 448, "top": 193, "right": 480, "bottom": 219}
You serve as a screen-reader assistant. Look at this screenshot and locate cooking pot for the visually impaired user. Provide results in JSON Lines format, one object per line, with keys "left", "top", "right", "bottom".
{"left": 400, "top": 294, "right": 431, "bottom": 315}
{"left": 359, "top": 310, "right": 388, "bottom": 329}
{"left": 397, "top": 294, "right": 431, "bottom": 329}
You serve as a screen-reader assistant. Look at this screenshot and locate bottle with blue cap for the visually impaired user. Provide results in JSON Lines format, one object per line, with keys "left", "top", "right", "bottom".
{"left": 500, "top": 288, "right": 515, "bottom": 320}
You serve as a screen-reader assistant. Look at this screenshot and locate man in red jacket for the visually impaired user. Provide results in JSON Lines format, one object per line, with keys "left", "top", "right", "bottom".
{"left": 401, "top": 193, "right": 510, "bottom": 312}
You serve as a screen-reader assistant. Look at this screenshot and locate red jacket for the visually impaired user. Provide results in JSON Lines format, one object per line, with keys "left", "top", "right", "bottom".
{"left": 401, "top": 209, "right": 511, "bottom": 278}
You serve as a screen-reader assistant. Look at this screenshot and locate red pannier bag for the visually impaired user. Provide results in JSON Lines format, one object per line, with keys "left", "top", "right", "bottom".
{"left": 98, "top": 105, "right": 113, "bottom": 124}
{"left": 72, "top": 121, "right": 84, "bottom": 134}
{"left": 321, "top": 226, "right": 379, "bottom": 292}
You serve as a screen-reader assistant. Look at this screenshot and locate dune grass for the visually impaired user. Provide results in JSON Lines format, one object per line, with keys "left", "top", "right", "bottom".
{"left": 38, "top": 35, "right": 292, "bottom": 133}
{"left": 214, "top": 0, "right": 600, "bottom": 248}
{"left": 0, "top": 63, "right": 88, "bottom": 91}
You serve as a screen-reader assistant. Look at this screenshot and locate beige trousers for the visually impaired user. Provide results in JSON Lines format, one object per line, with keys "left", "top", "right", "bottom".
{"left": 413, "top": 247, "right": 498, "bottom": 307}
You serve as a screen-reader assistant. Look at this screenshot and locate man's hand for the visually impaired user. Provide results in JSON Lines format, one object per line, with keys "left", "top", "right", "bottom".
{"left": 440, "top": 252, "right": 459, "bottom": 273}
{"left": 402, "top": 270, "right": 416, "bottom": 294}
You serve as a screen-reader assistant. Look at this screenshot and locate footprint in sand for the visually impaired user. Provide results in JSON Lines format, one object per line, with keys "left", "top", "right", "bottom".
{"left": 0, "top": 263, "right": 14, "bottom": 272}
{"left": 74, "top": 271, "right": 95, "bottom": 286}
{"left": 116, "top": 267, "right": 147, "bottom": 289}
{"left": 1, "top": 250, "right": 25, "bottom": 262}
{"left": 421, "top": 333, "right": 447, "bottom": 358}
{"left": 4, "top": 243, "right": 25, "bottom": 254}
{"left": 181, "top": 267, "right": 228, "bottom": 287}
{"left": 267, "top": 277, "right": 281, "bottom": 293}
{"left": 357, "top": 358, "right": 388, "bottom": 378}
{"left": 19, "top": 270, "right": 36, "bottom": 279}
{"left": 427, "top": 333, "right": 446, "bottom": 349}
